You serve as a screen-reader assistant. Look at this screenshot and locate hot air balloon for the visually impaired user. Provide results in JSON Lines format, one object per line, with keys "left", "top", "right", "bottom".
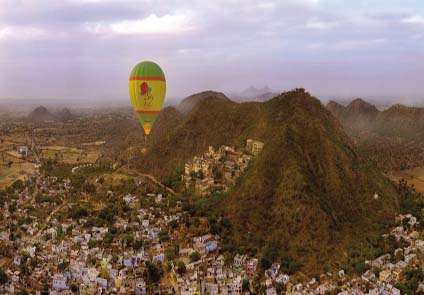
{"left": 128, "top": 61, "right": 166, "bottom": 135}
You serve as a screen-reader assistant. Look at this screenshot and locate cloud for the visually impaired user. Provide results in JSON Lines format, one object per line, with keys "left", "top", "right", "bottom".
{"left": 334, "top": 38, "right": 386, "bottom": 51}
{"left": 0, "top": 25, "right": 48, "bottom": 41}
{"left": 305, "top": 18, "right": 338, "bottom": 29}
{"left": 402, "top": 15, "right": 424, "bottom": 24}
{"left": 255, "top": 2, "right": 275, "bottom": 9}
{"left": 84, "top": 13, "right": 193, "bottom": 35}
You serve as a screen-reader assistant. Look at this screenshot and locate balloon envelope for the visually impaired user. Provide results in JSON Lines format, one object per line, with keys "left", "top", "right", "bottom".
{"left": 128, "top": 61, "right": 166, "bottom": 135}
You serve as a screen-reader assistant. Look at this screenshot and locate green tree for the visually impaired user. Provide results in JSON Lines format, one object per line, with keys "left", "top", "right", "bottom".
{"left": 165, "top": 247, "right": 176, "bottom": 261}
{"left": 146, "top": 263, "right": 162, "bottom": 283}
{"left": 11, "top": 179, "right": 24, "bottom": 191}
{"left": 0, "top": 268, "right": 8, "bottom": 284}
{"left": 58, "top": 261, "right": 69, "bottom": 271}
{"left": 280, "top": 253, "right": 299, "bottom": 275}
{"left": 133, "top": 239, "right": 143, "bottom": 250}
{"left": 189, "top": 251, "right": 201, "bottom": 263}
{"left": 260, "top": 242, "right": 278, "bottom": 269}
{"left": 177, "top": 261, "right": 186, "bottom": 275}
{"left": 242, "top": 278, "right": 250, "bottom": 292}
{"left": 70, "top": 283, "right": 78, "bottom": 293}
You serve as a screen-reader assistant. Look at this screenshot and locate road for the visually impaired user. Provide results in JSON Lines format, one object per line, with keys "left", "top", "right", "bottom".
{"left": 119, "top": 168, "right": 178, "bottom": 195}
{"left": 30, "top": 197, "right": 69, "bottom": 244}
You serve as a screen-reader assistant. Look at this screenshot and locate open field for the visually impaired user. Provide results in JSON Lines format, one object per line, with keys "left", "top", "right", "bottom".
{"left": 39, "top": 145, "right": 100, "bottom": 164}
{"left": 405, "top": 167, "right": 424, "bottom": 180}
{"left": 5, "top": 150, "right": 23, "bottom": 159}
{"left": 389, "top": 167, "right": 424, "bottom": 194}
{"left": 0, "top": 161, "right": 36, "bottom": 188}
{"left": 101, "top": 172, "right": 131, "bottom": 185}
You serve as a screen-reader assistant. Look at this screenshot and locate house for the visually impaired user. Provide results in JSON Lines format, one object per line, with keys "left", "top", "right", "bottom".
{"left": 152, "top": 253, "right": 165, "bottom": 264}
{"left": 404, "top": 253, "right": 418, "bottom": 266}
{"left": 142, "top": 219, "right": 149, "bottom": 228}
{"left": 135, "top": 280, "right": 147, "bottom": 295}
{"left": 0, "top": 231, "right": 9, "bottom": 241}
{"left": 265, "top": 263, "right": 280, "bottom": 280}
{"left": 13, "top": 256, "right": 21, "bottom": 266}
{"left": 233, "top": 254, "right": 246, "bottom": 269}
{"left": 97, "top": 277, "right": 107, "bottom": 290}
{"left": 276, "top": 274, "right": 290, "bottom": 285}
{"left": 123, "top": 194, "right": 136, "bottom": 205}
{"left": 246, "top": 139, "right": 264, "bottom": 155}
{"left": 52, "top": 274, "right": 68, "bottom": 290}
{"left": 204, "top": 241, "right": 218, "bottom": 253}
{"left": 124, "top": 258, "right": 133, "bottom": 267}
{"left": 245, "top": 258, "right": 258, "bottom": 276}
{"left": 379, "top": 270, "right": 392, "bottom": 282}
{"left": 231, "top": 276, "right": 243, "bottom": 294}
{"left": 46, "top": 227, "right": 58, "bottom": 240}
{"left": 18, "top": 146, "right": 29, "bottom": 156}
{"left": 195, "top": 177, "right": 214, "bottom": 196}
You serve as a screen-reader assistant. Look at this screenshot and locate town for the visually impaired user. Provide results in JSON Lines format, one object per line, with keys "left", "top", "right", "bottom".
{"left": 0, "top": 141, "right": 423, "bottom": 295}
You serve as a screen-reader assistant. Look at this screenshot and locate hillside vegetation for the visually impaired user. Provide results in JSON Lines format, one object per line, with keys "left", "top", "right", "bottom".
{"left": 135, "top": 89, "right": 399, "bottom": 273}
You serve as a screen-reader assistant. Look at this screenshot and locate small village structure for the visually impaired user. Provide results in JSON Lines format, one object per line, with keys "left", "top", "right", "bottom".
{"left": 182, "top": 140, "right": 263, "bottom": 196}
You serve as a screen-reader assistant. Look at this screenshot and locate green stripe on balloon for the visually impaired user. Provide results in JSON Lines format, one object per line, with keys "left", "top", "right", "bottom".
{"left": 130, "top": 61, "right": 165, "bottom": 78}
{"left": 137, "top": 113, "right": 158, "bottom": 124}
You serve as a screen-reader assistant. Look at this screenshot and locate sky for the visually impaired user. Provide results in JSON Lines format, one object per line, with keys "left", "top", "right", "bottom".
{"left": 0, "top": 0, "right": 423, "bottom": 103}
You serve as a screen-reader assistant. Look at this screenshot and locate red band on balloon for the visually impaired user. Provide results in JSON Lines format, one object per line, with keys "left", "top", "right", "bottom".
{"left": 135, "top": 110, "right": 160, "bottom": 114}
{"left": 129, "top": 76, "right": 166, "bottom": 81}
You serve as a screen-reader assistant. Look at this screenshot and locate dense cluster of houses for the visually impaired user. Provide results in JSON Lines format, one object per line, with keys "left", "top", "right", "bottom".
{"left": 182, "top": 139, "right": 263, "bottom": 196}
{"left": 0, "top": 169, "right": 252, "bottom": 295}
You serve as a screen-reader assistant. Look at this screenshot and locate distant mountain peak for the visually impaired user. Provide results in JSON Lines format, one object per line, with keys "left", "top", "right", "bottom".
{"left": 57, "top": 107, "right": 75, "bottom": 121}
{"left": 241, "top": 85, "right": 273, "bottom": 97}
{"left": 346, "top": 98, "right": 379, "bottom": 115}
{"left": 326, "top": 100, "right": 346, "bottom": 117}
{"left": 386, "top": 103, "right": 411, "bottom": 113}
{"left": 27, "top": 106, "right": 56, "bottom": 122}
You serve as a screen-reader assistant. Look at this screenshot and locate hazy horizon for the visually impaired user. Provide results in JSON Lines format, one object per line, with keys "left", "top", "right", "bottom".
{"left": 1, "top": 0, "right": 424, "bottom": 102}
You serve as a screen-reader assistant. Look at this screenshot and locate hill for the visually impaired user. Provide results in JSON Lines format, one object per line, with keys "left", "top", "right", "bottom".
{"left": 56, "top": 107, "right": 75, "bottom": 121}
{"left": 326, "top": 99, "right": 424, "bottom": 171}
{"left": 149, "top": 106, "right": 184, "bottom": 144}
{"left": 27, "top": 106, "right": 56, "bottom": 122}
{"left": 177, "top": 91, "right": 229, "bottom": 114}
{"left": 326, "top": 99, "right": 424, "bottom": 139}
{"left": 137, "top": 89, "right": 399, "bottom": 273}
